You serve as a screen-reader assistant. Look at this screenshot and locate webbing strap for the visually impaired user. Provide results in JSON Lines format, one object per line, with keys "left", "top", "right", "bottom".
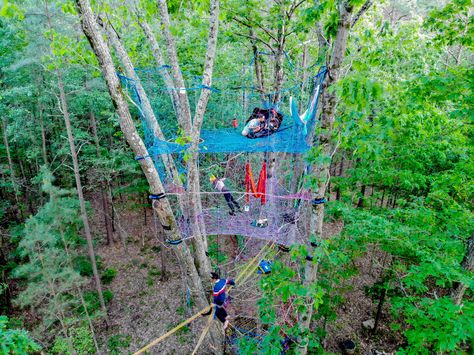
{"left": 311, "top": 198, "right": 326, "bottom": 205}
{"left": 149, "top": 193, "right": 166, "bottom": 200}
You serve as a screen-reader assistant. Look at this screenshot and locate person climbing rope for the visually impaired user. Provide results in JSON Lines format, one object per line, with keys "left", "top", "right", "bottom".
{"left": 241, "top": 113, "right": 265, "bottom": 138}
{"left": 210, "top": 272, "right": 235, "bottom": 329}
{"left": 210, "top": 174, "right": 241, "bottom": 215}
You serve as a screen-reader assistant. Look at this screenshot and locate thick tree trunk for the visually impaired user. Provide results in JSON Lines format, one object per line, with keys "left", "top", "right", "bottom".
{"left": 156, "top": 0, "right": 192, "bottom": 133}
{"left": 74, "top": 0, "right": 211, "bottom": 328}
{"left": 186, "top": 0, "right": 220, "bottom": 280}
{"left": 56, "top": 70, "right": 110, "bottom": 326}
{"left": 300, "top": 2, "right": 356, "bottom": 353}
{"left": 101, "top": 20, "right": 182, "bottom": 189}
{"left": 135, "top": 16, "right": 181, "bottom": 121}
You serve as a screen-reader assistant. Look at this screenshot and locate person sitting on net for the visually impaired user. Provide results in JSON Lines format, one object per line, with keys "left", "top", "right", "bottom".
{"left": 210, "top": 174, "right": 241, "bottom": 215}
{"left": 211, "top": 272, "right": 235, "bottom": 329}
{"left": 241, "top": 113, "right": 266, "bottom": 138}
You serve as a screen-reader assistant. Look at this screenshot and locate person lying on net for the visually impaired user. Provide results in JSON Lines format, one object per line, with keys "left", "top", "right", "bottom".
{"left": 210, "top": 272, "right": 235, "bottom": 329}
{"left": 210, "top": 174, "right": 242, "bottom": 215}
{"left": 241, "top": 113, "right": 265, "bottom": 138}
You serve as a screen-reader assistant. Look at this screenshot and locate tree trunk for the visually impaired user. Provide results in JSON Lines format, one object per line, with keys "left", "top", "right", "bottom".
{"left": 250, "top": 28, "right": 265, "bottom": 98}
{"left": 300, "top": 2, "right": 357, "bottom": 353}
{"left": 38, "top": 103, "right": 49, "bottom": 166}
{"left": 185, "top": 0, "right": 220, "bottom": 280}
{"left": 451, "top": 232, "right": 474, "bottom": 305}
{"left": 135, "top": 16, "right": 181, "bottom": 121}
{"left": 74, "top": 0, "right": 210, "bottom": 318}
{"left": 90, "top": 111, "right": 114, "bottom": 245}
{"left": 2, "top": 119, "right": 21, "bottom": 219}
{"left": 357, "top": 184, "right": 366, "bottom": 208}
{"left": 156, "top": 0, "right": 192, "bottom": 133}
{"left": 59, "top": 228, "right": 101, "bottom": 354}
{"left": 101, "top": 19, "right": 182, "bottom": 188}
{"left": 42, "top": 1, "right": 110, "bottom": 325}
{"left": 38, "top": 251, "right": 76, "bottom": 355}
{"left": 372, "top": 287, "right": 386, "bottom": 335}
{"left": 56, "top": 69, "right": 110, "bottom": 326}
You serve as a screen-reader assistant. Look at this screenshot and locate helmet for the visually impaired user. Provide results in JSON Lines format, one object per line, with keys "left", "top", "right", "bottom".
{"left": 209, "top": 174, "right": 216, "bottom": 182}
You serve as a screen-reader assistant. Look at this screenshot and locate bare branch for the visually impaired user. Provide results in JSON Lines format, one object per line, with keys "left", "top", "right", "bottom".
{"left": 232, "top": 16, "right": 278, "bottom": 44}
{"left": 234, "top": 32, "right": 274, "bottom": 52}
{"left": 287, "top": 0, "right": 306, "bottom": 20}
{"left": 351, "top": 0, "right": 374, "bottom": 28}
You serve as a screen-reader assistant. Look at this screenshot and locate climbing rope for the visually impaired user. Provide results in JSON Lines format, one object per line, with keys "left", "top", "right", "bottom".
{"left": 133, "top": 242, "right": 273, "bottom": 354}
{"left": 191, "top": 307, "right": 215, "bottom": 355}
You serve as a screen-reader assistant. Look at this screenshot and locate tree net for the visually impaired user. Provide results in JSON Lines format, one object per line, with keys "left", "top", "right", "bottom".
{"left": 118, "top": 55, "right": 326, "bottom": 157}
{"left": 118, "top": 54, "right": 324, "bottom": 246}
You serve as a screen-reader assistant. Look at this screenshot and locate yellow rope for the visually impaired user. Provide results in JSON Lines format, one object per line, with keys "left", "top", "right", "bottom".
{"left": 133, "top": 304, "right": 212, "bottom": 355}
{"left": 133, "top": 242, "right": 273, "bottom": 355}
{"left": 191, "top": 308, "right": 215, "bottom": 355}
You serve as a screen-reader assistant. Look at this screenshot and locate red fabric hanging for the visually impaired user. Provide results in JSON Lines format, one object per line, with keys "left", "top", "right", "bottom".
{"left": 245, "top": 161, "right": 267, "bottom": 205}
{"left": 257, "top": 161, "right": 267, "bottom": 204}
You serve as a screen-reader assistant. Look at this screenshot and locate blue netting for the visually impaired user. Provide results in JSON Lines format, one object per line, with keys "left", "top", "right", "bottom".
{"left": 118, "top": 54, "right": 326, "bottom": 187}
{"left": 119, "top": 64, "right": 326, "bottom": 155}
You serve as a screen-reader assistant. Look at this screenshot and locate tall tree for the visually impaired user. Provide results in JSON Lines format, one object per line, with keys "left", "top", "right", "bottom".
{"left": 43, "top": 0, "right": 109, "bottom": 325}
{"left": 72, "top": 2, "right": 224, "bottom": 350}
{"left": 300, "top": 1, "right": 373, "bottom": 352}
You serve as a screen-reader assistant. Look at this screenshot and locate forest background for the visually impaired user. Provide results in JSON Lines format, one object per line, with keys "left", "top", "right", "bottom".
{"left": 0, "top": 0, "right": 472, "bottom": 354}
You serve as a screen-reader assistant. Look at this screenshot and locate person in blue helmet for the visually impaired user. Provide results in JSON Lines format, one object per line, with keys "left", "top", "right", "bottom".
{"left": 211, "top": 272, "right": 235, "bottom": 329}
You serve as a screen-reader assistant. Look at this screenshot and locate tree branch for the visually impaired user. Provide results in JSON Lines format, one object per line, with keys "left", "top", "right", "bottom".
{"left": 351, "top": 0, "right": 374, "bottom": 28}
{"left": 232, "top": 15, "right": 278, "bottom": 44}
{"left": 234, "top": 32, "right": 274, "bottom": 52}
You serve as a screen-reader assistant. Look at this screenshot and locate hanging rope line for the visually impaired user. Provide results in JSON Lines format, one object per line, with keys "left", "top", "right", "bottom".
{"left": 191, "top": 308, "right": 215, "bottom": 355}
{"left": 133, "top": 243, "right": 273, "bottom": 354}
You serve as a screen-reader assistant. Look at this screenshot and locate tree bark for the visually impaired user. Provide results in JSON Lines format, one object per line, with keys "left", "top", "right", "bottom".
{"left": 135, "top": 16, "right": 181, "bottom": 122}
{"left": 2, "top": 119, "right": 21, "bottom": 219}
{"left": 250, "top": 28, "right": 266, "bottom": 98}
{"left": 56, "top": 69, "right": 110, "bottom": 326}
{"left": 90, "top": 111, "right": 114, "bottom": 245}
{"left": 156, "top": 0, "right": 192, "bottom": 133}
{"left": 38, "top": 103, "right": 49, "bottom": 166}
{"left": 74, "top": 0, "right": 211, "bottom": 322}
{"left": 185, "top": 0, "right": 220, "bottom": 281}
{"left": 100, "top": 19, "right": 182, "bottom": 188}
{"left": 300, "top": 2, "right": 357, "bottom": 353}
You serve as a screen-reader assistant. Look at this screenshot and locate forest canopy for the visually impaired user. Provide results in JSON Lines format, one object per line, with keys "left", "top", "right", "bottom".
{"left": 0, "top": 0, "right": 472, "bottom": 354}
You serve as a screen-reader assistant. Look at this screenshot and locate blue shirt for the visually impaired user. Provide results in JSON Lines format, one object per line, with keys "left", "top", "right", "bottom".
{"left": 213, "top": 278, "right": 235, "bottom": 306}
